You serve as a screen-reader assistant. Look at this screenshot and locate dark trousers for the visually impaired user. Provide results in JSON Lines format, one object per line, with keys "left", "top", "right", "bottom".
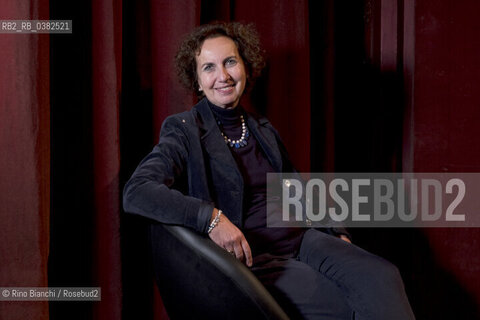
{"left": 252, "top": 229, "right": 415, "bottom": 320}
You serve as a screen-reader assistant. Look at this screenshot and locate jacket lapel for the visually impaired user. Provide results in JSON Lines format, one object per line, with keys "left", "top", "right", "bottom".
{"left": 192, "top": 99, "right": 285, "bottom": 227}
{"left": 194, "top": 99, "right": 244, "bottom": 225}
{"left": 194, "top": 99, "right": 243, "bottom": 174}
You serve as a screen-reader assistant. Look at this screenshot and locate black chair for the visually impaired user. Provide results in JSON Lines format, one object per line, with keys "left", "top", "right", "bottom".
{"left": 150, "top": 223, "right": 290, "bottom": 320}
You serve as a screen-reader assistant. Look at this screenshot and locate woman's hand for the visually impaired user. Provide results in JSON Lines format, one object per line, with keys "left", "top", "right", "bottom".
{"left": 208, "top": 208, "right": 253, "bottom": 267}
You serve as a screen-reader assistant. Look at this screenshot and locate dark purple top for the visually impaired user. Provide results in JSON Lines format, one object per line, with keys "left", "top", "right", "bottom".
{"left": 209, "top": 102, "right": 305, "bottom": 257}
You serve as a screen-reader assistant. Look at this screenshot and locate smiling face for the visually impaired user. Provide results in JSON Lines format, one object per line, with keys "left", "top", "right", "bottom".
{"left": 195, "top": 36, "right": 247, "bottom": 109}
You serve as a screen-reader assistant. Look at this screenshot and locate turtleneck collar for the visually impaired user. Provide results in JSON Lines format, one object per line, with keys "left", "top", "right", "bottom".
{"left": 207, "top": 99, "right": 244, "bottom": 126}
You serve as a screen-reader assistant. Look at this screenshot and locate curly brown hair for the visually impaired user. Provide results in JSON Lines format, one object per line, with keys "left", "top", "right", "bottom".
{"left": 174, "top": 21, "right": 266, "bottom": 96}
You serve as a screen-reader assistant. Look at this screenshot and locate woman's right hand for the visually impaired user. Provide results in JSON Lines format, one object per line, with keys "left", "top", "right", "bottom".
{"left": 208, "top": 208, "right": 253, "bottom": 267}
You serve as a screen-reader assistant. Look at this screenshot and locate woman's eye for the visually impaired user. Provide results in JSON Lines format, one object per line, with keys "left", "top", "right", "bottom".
{"left": 203, "top": 64, "right": 214, "bottom": 72}
{"left": 226, "top": 59, "right": 237, "bottom": 66}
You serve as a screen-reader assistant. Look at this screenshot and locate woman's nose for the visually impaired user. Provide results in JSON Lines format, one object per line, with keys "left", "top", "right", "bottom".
{"left": 218, "top": 67, "right": 231, "bottom": 81}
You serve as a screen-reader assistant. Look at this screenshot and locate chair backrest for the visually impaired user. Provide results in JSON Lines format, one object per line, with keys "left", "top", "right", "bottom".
{"left": 150, "top": 223, "right": 290, "bottom": 320}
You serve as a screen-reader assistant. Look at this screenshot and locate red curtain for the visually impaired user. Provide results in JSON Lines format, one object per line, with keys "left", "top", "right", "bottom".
{"left": 150, "top": 0, "right": 199, "bottom": 138}
{"left": 2, "top": 0, "right": 480, "bottom": 319}
{"left": 0, "top": 1, "right": 50, "bottom": 319}
{"left": 405, "top": 0, "right": 480, "bottom": 315}
{"left": 234, "top": 1, "right": 311, "bottom": 171}
{"left": 91, "top": 0, "right": 123, "bottom": 319}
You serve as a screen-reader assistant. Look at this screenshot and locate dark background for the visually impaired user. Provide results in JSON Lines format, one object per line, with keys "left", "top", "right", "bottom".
{"left": 1, "top": 0, "right": 479, "bottom": 319}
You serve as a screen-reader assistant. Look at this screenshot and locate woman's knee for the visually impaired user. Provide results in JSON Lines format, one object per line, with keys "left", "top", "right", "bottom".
{"left": 355, "top": 254, "right": 403, "bottom": 289}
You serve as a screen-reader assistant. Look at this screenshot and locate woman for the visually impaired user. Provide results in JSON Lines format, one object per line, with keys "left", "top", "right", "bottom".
{"left": 123, "top": 21, "right": 415, "bottom": 319}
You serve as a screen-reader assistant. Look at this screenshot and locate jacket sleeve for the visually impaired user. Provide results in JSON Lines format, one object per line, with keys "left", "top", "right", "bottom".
{"left": 123, "top": 115, "right": 214, "bottom": 233}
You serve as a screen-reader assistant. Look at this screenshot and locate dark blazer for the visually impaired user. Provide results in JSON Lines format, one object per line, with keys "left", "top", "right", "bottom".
{"left": 123, "top": 98, "right": 348, "bottom": 237}
{"left": 123, "top": 98, "right": 295, "bottom": 234}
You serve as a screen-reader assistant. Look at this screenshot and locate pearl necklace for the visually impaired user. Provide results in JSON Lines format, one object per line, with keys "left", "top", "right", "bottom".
{"left": 216, "top": 114, "right": 250, "bottom": 148}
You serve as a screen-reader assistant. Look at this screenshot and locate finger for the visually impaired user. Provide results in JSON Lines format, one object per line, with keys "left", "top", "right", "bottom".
{"left": 241, "top": 239, "right": 253, "bottom": 267}
{"left": 226, "top": 247, "right": 236, "bottom": 256}
{"left": 233, "top": 244, "right": 244, "bottom": 262}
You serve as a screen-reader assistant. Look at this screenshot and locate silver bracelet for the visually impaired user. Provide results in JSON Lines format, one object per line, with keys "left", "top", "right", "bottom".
{"left": 208, "top": 209, "right": 222, "bottom": 234}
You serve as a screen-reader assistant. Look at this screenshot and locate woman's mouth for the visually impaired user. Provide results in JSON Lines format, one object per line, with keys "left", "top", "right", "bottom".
{"left": 215, "top": 84, "right": 235, "bottom": 94}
